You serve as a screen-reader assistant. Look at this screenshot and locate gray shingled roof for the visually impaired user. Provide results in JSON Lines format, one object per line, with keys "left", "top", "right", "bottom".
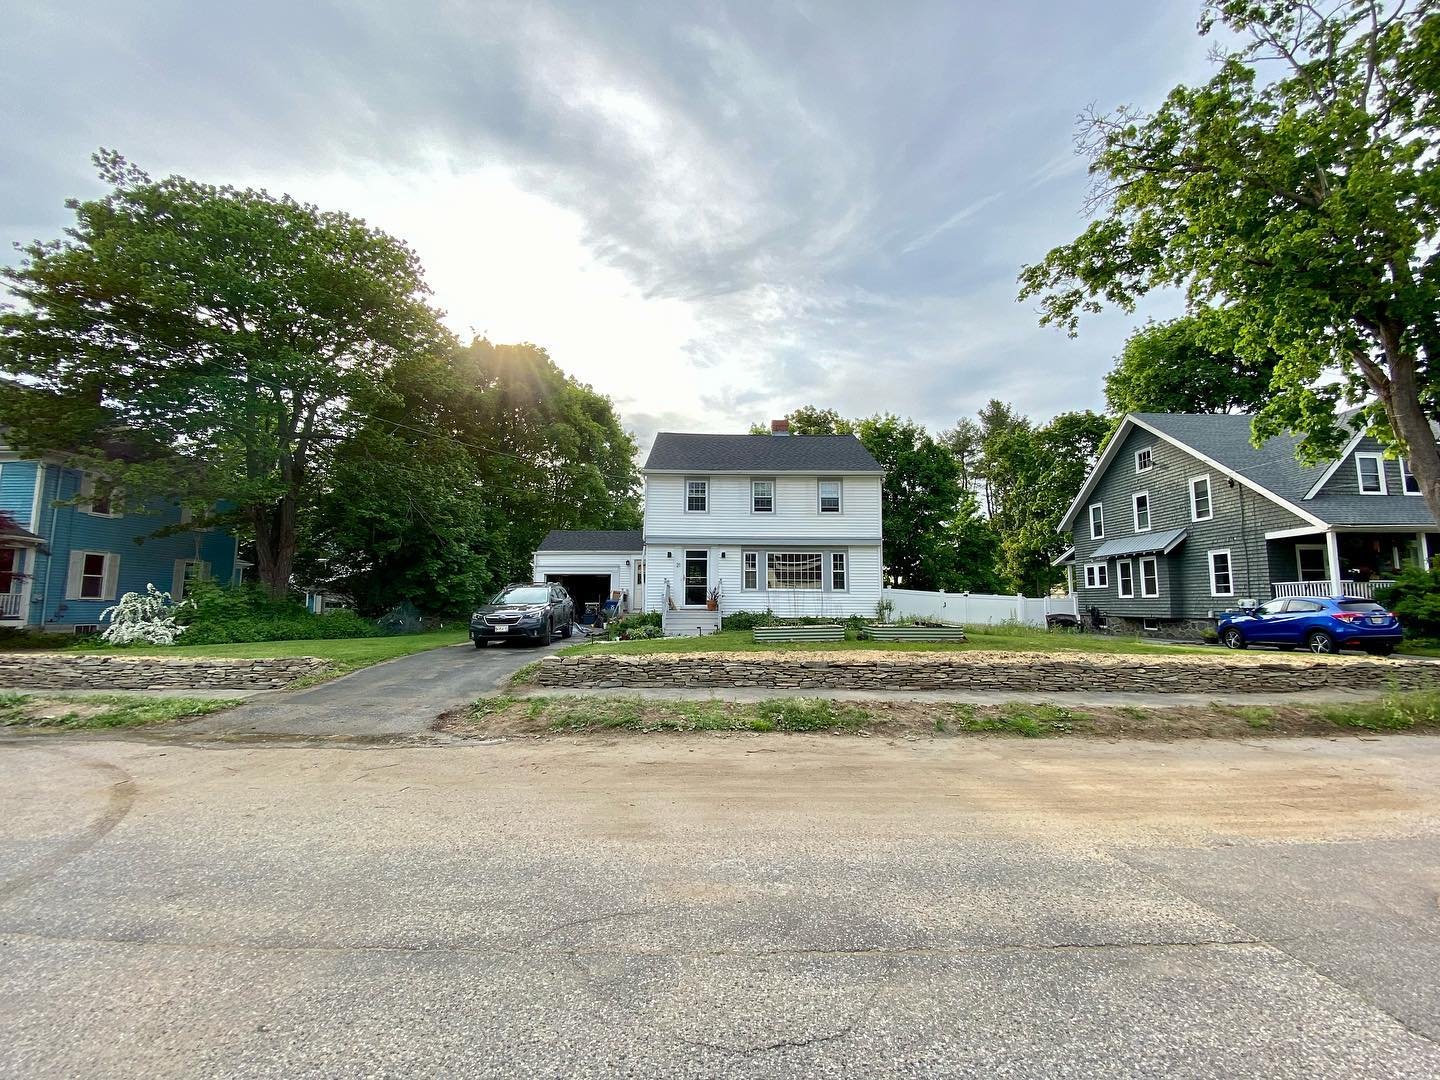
{"left": 1136, "top": 412, "right": 1438, "bottom": 527}
{"left": 643, "top": 433, "right": 883, "bottom": 473}
{"left": 536, "top": 530, "right": 643, "bottom": 552}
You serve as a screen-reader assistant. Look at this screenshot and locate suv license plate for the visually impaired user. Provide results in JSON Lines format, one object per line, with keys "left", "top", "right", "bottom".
{"left": 494, "top": 625, "right": 508, "bottom": 633}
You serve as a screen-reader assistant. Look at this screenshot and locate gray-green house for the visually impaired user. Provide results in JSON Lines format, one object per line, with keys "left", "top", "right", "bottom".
{"left": 1057, "top": 412, "right": 1439, "bottom": 635}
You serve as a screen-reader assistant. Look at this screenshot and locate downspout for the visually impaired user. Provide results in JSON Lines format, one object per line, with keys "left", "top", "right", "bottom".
{"left": 39, "top": 469, "right": 63, "bottom": 628}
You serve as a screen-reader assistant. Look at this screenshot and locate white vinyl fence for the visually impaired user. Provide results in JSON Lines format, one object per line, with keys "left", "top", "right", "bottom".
{"left": 881, "top": 588, "right": 1078, "bottom": 628}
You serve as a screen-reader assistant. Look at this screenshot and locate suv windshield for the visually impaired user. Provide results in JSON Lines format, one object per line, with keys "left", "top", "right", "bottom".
{"left": 1338, "top": 600, "right": 1387, "bottom": 612}
{"left": 493, "top": 587, "right": 550, "bottom": 605}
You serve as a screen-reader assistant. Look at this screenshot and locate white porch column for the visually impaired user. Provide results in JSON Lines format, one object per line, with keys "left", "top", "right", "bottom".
{"left": 1419, "top": 532, "right": 1431, "bottom": 569}
{"left": 1325, "top": 530, "right": 1342, "bottom": 592}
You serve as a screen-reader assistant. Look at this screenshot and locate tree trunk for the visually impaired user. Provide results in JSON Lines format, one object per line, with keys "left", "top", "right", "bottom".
{"left": 251, "top": 494, "right": 298, "bottom": 598}
{"left": 1366, "top": 341, "right": 1440, "bottom": 531}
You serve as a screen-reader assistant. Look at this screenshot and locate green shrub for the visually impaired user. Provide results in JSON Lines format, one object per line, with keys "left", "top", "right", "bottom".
{"left": 721, "top": 609, "right": 780, "bottom": 631}
{"left": 1374, "top": 567, "right": 1440, "bottom": 638}
{"left": 607, "top": 611, "right": 662, "bottom": 639}
{"left": 721, "top": 610, "right": 866, "bottom": 632}
{"left": 177, "top": 581, "right": 381, "bottom": 644}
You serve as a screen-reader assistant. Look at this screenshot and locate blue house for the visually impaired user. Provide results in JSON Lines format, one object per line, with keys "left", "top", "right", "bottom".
{"left": 0, "top": 449, "right": 240, "bottom": 633}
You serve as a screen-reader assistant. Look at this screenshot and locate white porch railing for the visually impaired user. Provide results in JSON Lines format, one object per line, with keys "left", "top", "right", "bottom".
{"left": 0, "top": 592, "right": 23, "bottom": 619}
{"left": 1272, "top": 579, "right": 1395, "bottom": 600}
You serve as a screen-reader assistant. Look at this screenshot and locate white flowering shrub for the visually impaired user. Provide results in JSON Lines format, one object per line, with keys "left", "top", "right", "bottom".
{"left": 100, "top": 583, "right": 191, "bottom": 645}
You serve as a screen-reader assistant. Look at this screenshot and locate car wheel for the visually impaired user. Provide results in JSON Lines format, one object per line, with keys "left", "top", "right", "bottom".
{"left": 560, "top": 619, "right": 573, "bottom": 639}
{"left": 542, "top": 618, "right": 553, "bottom": 644}
{"left": 473, "top": 638, "right": 485, "bottom": 650}
{"left": 1307, "top": 630, "right": 1337, "bottom": 654}
{"left": 1221, "top": 628, "right": 1247, "bottom": 650}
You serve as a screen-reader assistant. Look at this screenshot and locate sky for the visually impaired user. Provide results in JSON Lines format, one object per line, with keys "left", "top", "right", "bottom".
{"left": 1, "top": 1, "right": 1213, "bottom": 454}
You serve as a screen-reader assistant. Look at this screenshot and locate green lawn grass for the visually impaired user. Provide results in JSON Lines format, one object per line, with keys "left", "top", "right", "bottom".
{"left": 75, "top": 628, "right": 468, "bottom": 676}
{"left": 560, "top": 625, "right": 1212, "bottom": 658}
{"left": 0, "top": 691, "right": 234, "bottom": 730}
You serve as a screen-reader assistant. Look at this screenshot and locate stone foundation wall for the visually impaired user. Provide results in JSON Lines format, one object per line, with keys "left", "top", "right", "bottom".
{"left": 533, "top": 650, "right": 1439, "bottom": 694}
{"left": 0, "top": 653, "right": 331, "bottom": 691}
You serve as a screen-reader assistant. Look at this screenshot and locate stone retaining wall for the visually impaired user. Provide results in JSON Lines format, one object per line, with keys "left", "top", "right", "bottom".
{"left": 533, "top": 650, "right": 1440, "bottom": 694}
{"left": 0, "top": 653, "right": 331, "bottom": 691}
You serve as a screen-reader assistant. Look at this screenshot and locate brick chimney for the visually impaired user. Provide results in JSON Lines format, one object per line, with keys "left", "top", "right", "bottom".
{"left": 770, "top": 419, "right": 790, "bottom": 436}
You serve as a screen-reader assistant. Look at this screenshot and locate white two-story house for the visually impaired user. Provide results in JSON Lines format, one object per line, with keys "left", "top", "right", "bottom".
{"left": 531, "top": 420, "right": 886, "bottom": 634}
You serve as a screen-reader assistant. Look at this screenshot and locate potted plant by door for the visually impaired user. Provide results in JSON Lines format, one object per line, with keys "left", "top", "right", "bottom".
{"left": 706, "top": 586, "right": 721, "bottom": 611}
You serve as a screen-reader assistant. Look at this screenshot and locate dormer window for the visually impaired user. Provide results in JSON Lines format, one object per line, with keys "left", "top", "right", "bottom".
{"left": 1355, "top": 453, "right": 1387, "bottom": 494}
{"left": 685, "top": 478, "right": 709, "bottom": 512}
{"left": 1135, "top": 448, "right": 1153, "bottom": 473}
{"left": 1401, "top": 458, "right": 1421, "bottom": 495}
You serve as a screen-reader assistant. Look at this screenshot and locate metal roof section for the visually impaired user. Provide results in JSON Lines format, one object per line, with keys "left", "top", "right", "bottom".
{"left": 1089, "top": 527, "right": 1188, "bottom": 559}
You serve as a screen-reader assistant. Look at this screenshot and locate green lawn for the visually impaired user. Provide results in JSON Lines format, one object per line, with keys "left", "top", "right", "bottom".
{"left": 559, "top": 625, "right": 1213, "bottom": 658}
{"left": 76, "top": 628, "right": 468, "bottom": 676}
{"left": 0, "top": 691, "right": 234, "bottom": 730}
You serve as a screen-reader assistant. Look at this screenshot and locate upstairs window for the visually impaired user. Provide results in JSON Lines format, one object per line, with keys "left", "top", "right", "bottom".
{"left": 1401, "top": 459, "right": 1421, "bottom": 495}
{"left": 1355, "top": 453, "right": 1387, "bottom": 494}
{"left": 818, "top": 479, "right": 842, "bottom": 513}
{"left": 1088, "top": 503, "right": 1104, "bottom": 539}
{"left": 1133, "top": 492, "right": 1151, "bottom": 532}
{"left": 685, "top": 478, "right": 709, "bottom": 512}
{"left": 79, "top": 474, "right": 121, "bottom": 517}
{"left": 751, "top": 479, "right": 774, "bottom": 513}
{"left": 1189, "top": 476, "right": 1213, "bottom": 521}
{"left": 1135, "top": 448, "right": 1153, "bottom": 473}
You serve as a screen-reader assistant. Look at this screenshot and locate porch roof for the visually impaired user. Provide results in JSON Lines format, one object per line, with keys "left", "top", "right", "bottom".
{"left": 1090, "top": 527, "right": 1187, "bottom": 559}
{"left": 0, "top": 523, "right": 44, "bottom": 548}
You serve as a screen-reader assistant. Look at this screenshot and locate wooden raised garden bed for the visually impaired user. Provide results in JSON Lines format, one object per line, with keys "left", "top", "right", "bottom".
{"left": 863, "top": 624, "right": 968, "bottom": 642}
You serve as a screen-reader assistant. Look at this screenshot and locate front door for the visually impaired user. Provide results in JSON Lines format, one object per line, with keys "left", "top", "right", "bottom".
{"left": 683, "top": 549, "right": 709, "bottom": 607}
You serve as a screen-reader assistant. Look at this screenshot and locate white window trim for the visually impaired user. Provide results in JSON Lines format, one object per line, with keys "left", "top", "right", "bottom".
{"left": 818, "top": 478, "right": 843, "bottom": 514}
{"left": 1132, "top": 491, "right": 1152, "bottom": 533}
{"left": 66, "top": 550, "right": 120, "bottom": 601}
{"left": 684, "top": 476, "right": 710, "bottom": 513}
{"left": 1208, "top": 549, "right": 1235, "bottom": 598}
{"left": 1188, "top": 475, "right": 1213, "bottom": 522}
{"left": 78, "top": 473, "right": 122, "bottom": 518}
{"left": 1355, "top": 453, "right": 1387, "bottom": 495}
{"left": 1083, "top": 562, "right": 1108, "bottom": 589}
{"left": 1139, "top": 555, "right": 1160, "bottom": 598}
{"left": 1134, "top": 448, "right": 1153, "bottom": 474}
{"left": 741, "top": 550, "right": 759, "bottom": 590}
{"left": 1116, "top": 560, "right": 1135, "bottom": 599}
{"left": 750, "top": 478, "right": 775, "bottom": 514}
{"left": 831, "top": 551, "right": 848, "bottom": 592}
{"left": 1088, "top": 503, "right": 1104, "bottom": 540}
{"left": 1399, "top": 458, "right": 1422, "bottom": 496}
{"left": 766, "top": 551, "right": 824, "bottom": 591}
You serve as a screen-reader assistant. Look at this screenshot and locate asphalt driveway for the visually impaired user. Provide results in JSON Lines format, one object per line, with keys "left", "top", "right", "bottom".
{"left": 179, "top": 637, "right": 567, "bottom": 738}
{"left": 1, "top": 733, "right": 1438, "bottom": 1078}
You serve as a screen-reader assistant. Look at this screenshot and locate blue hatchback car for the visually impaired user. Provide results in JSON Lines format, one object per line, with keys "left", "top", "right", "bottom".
{"left": 1218, "top": 596, "right": 1402, "bottom": 656}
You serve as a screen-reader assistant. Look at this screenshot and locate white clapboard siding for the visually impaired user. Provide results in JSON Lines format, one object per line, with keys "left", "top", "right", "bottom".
{"left": 645, "top": 544, "right": 882, "bottom": 618}
{"left": 643, "top": 474, "right": 883, "bottom": 542}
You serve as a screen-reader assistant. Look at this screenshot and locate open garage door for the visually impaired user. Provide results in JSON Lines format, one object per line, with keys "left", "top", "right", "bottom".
{"left": 545, "top": 574, "right": 612, "bottom": 621}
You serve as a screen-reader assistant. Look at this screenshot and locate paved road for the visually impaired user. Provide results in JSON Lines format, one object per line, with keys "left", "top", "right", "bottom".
{"left": 1, "top": 732, "right": 1438, "bottom": 1078}
{"left": 179, "top": 638, "right": 566, "bottom": 737}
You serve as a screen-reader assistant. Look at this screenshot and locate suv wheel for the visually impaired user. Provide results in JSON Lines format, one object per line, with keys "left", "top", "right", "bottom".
{"left": 560, "top": 618, "right": 573, "bottom": 639}
{"left": 1221, "top": 628, "right": 1247, "bottom": 650}
{"left": 1307, "top": 630, "right": 1337, "bottom": 654}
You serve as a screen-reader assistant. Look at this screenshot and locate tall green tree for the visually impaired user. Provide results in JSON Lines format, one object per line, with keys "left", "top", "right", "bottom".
{"left": 1019, "top": 2, "right": 1440, "bottom": 519}
{"left": 1105, "top": 314, "right": 1279, "bottom": 415}
{"left": 973, "top": 404, "right": 1110, "bottom": 593}
{"left": 300, "top": 339, "right": 642, "bottom": 615}
{"left": 0, "top": 151, "right": 450, "bottom": 595}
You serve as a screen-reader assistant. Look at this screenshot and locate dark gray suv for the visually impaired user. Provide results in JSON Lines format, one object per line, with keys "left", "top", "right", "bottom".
{"left": 470, "top": 583, "right": 575, "bottom": 647}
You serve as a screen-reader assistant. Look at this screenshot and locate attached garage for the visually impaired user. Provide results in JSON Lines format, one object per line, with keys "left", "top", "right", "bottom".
{"left": 531, "top": 530, "right": 646, "bottom": 615}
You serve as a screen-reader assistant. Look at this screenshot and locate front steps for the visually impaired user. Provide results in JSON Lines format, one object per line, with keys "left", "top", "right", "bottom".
{"left": 662, "top": 609, "right": 722, "bottom": 636}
